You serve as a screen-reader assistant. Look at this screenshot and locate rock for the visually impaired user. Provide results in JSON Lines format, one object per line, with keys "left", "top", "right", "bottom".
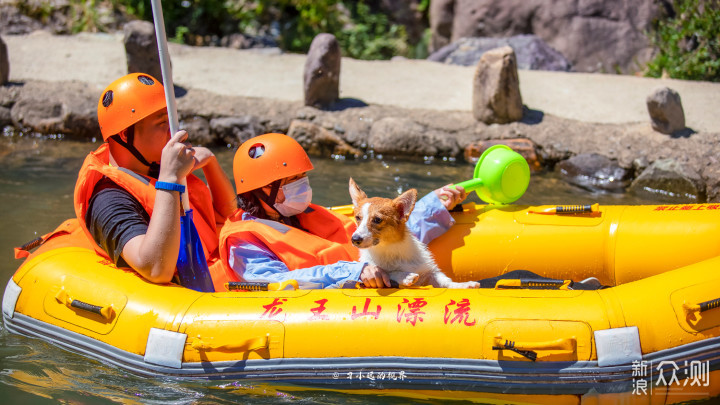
{"left": 464, "top": 138, "right": 542, "bottom": 171}
{"left": 429, "top": 0, "right": 455, "bottom": 53}
{"left": 0, "top": 36, "right": 8, "bottom": 85}
{"left": 209, "top": 116, "right": 257, "bottom": 146}
{"left": 472, "top": 46, "right": 523, "bottom": 124}
{"left": 556, "top": 153, "right": 631, "bottom": 192}
{"left": 646, "top": 87, "right": 686, "bottom": 135}
{"left": 123, "top": 20, "right": 162, "bottom": 81}
{"left": 304, "top": 34, "right": 341, "bottom": 109}
{"left": 0, "top": 106, "right": 11, "bottom": 127}
{"left": 629, "top": 159, "right": 705, "bottom": 203}
{"left": 9, "top": 81, "right": 97, "bottom": 139}
{"left": 368, "top": 117, "right": 460, "bottom": 157}
{"left": 379, "top": 0, "right": 426, "bottom": 44}
{"left": 219, "top": 33, "right": 278, "bottom": 49}
{"left": 180, "top": 116, "right": 213, "bottom": 146}
{"left": 430, "top": 0, "right": 661, "bottom": 73}
{"left": 702, "top": 162, "right": 720, "bottom": 203}
{"left": 287, "top": 120, "right": 361, "bottom": 157}
{"left": 429, "top": 35, "right": 572, "bottom": 71}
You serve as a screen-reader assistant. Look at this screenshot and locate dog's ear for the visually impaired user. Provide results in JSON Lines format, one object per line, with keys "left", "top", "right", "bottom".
{"left": 349, "top": 177, "right": 366, "bottom": 207}
{"left": 394, "top": 188, "right": 417, "bottom": 221}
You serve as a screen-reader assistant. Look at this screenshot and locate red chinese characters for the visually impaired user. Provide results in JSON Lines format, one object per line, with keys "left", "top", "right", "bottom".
{"left": 443, "top": 298, "right": 476, "bottom": 326}
{"left": 261, "top": 298, "right": 287, "bottom": 319}
{"left": 309, "top": 298, "right": 330, "bottom": 320}
{"left": 396, "top": 298, "right": 427, "bottom": 326}
{"left": 351, "top": 298, "right": 382, "bottom": 320}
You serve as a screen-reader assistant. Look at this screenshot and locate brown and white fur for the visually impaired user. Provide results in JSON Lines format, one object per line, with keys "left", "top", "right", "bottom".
{"left": 349, "top": 178, "right": 479, "bottom": 288}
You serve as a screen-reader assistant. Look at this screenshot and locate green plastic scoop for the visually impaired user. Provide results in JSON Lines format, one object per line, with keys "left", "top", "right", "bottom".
{"left": 454, "top": 144, "right": 530, "bottom": 204}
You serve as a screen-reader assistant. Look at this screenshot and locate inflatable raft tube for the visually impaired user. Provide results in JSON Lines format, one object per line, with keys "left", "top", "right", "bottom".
{"left": 3, "top": 203, "right": 720, "bottom": 404}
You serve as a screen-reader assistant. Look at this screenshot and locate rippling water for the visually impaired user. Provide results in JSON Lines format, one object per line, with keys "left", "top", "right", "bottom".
{"left": 0, "top": 134, "right": 698, "bottom": 404}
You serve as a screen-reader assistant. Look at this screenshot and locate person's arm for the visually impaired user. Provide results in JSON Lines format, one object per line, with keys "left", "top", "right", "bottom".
{"left": 228, "top": 236, "right": 366, "bottom": 289}
{"left": 121, "top": 130, "right": 196, "bottom": 283}
{"left": 193, "top": 146, "right": 236, "bottom": 219}
{"left": 407, "top": 185, "right": 467, "bottom": 244}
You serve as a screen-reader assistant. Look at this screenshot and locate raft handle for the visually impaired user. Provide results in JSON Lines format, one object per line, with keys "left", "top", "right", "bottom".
{"left": 225, "top": 280, "right": 299, "bottom": 292}
{"left": 528, "top": 203, "right": 599, "bottom": 215}
{"left": 55, "top": 289, "right": 114, "bottom": 320}
{"left": 494, "top": 279, "right": 572, "bottom": 290}
{"left": 492, "top": 340, "right": 537, "bottom": 362}
{"left": 683, "top": 297, "right": 720, "bottom": 318}
{"left": 492, "top": 336, "right": 576, "bottom": 361}
{"left": 191, "top": 333, "right": 269, "bottom": 352}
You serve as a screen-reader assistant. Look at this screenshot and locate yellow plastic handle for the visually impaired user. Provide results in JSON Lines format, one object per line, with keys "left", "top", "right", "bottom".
{"left": 494, "top": 279, "right": 571, "bottom": 290}
{"left": 224, "top": 279, "right": 299, "bottom": 292}
{"left": 494, "top": 335, "right": 576, "bottom": 352}
{"left": 55, "top": 288, "right": 115, "bottom": 320}
{"left": 683, "top": 297, "right": 720, "bottom": 318}
{"left": 191, "top": 333, "right": 269, "bottom": 352}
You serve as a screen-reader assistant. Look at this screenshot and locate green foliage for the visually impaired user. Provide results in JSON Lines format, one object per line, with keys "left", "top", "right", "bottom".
{"left": 57, "top": 0, "right": 426, "bottom": 60}
{"left": 336, "top": 1, "right": 408, "bottom": 60}
{"left": 645, "top": 0, "right": 720, "bottom": 82}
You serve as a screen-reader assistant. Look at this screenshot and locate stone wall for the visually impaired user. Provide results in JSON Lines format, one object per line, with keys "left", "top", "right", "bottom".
{"left": 429, "top": 0, "right": 664, "bottom": 74}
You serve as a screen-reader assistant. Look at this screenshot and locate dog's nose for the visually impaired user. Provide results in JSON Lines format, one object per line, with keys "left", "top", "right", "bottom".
{"left": 351, "top": 234, "right": 363, "bottom": 246}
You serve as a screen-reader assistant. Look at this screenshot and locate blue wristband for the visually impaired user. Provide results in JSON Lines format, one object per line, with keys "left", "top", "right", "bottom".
{"left": 155, "top": 181, "right": 186, "bottom": 193}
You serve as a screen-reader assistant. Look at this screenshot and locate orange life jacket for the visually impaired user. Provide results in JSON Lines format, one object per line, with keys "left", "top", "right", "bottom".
{"left": 73, "top": 143, "right": 220, "bottom": 263}
{"left": 212, "top": 204, "right": 359, "bottom": 291}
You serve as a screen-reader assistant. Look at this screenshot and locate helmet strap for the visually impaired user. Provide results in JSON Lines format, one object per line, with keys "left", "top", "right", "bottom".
{"left": 110, "top": 127, "right": 161, "bottom": 179}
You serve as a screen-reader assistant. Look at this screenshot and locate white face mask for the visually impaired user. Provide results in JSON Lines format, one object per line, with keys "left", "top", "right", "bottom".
{"left": 274, "top": 177, "right": 312, "bottom": 217}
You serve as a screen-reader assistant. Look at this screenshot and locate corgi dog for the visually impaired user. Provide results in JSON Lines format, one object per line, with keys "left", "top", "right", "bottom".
{"left": 348, "top": 178, "right": 479, "bottom": 289}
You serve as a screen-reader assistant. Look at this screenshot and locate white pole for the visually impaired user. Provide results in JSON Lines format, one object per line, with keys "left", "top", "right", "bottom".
{"left": 150, "top": 0, "right": 190, "bottom": 210}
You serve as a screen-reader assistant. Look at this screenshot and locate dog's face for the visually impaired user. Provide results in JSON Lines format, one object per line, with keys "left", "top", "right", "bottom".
{"left": 349, "top": 178, "right": 417, "bottom": 248}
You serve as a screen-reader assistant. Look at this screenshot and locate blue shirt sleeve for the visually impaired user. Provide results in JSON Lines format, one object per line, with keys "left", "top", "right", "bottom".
{"left": 227, "top": 235, "right": 365, "bottom": 289}
{"left": 406, "top": 192, "right": 455, "bottom": 244}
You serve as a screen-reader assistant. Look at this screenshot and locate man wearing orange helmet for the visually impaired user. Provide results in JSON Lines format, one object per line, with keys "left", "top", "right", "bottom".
{"left": 212, "top": 133, "right": 466, "bottom": 290}
{"left": 74, "top": 73, "right": 235, "bottom": 284}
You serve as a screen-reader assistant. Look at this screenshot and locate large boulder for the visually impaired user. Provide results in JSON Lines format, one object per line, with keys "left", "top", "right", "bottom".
{"left": 629, "top": 158, "right": 705, "bottom": 203}
{"left": 123, "top": 20, "right": 162, "bottom": 81}
{"left": 287, "top": 120, "right": 361, "bottom": 157}
{"left": 646, "top": 87, "right": 686, "bottom": 135}
{"left": 303, "top": 34, "right": 341, "bottom": 109}
{"left": 9, "top": 81, "right": 97, "bottom": 139}
{"left": 472, "top": 46, "right": 523, "bottom": 124}
{"left": 0, "top": 35, "right": 8, "bottom": 85}
{"left": 368, "top": 117, "right": 460, "bottom": 157}
{"left": 429, "top": 35, "right": 571, "bottom": 71}
{"left": 556, "top": 153, "right": 632, "bottom": 192}
{"left": 429, "top": 0, "right": 455, "bottom": 53}
{"left": 429, "top": 0, "right": 660, "bottom": 73}
{"left": 209, "top": 116, "right": 258, "bottom": 146}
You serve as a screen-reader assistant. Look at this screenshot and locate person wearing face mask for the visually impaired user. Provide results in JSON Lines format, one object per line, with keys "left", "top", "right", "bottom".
{"left": 213, "top": 133, "right": 467, "bottom": 290}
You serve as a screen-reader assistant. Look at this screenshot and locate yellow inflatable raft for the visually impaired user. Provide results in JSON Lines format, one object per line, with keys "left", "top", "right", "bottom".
{"left": 3, "top": 202, "right": 720, "bottom": 404}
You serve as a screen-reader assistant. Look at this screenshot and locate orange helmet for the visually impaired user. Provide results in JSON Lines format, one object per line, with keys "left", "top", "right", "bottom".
{"left": 97, "top": 73, "right": 167, "bottom": 140}
{"left": 234, "top": 133, "right": 314, "bottom": 194}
